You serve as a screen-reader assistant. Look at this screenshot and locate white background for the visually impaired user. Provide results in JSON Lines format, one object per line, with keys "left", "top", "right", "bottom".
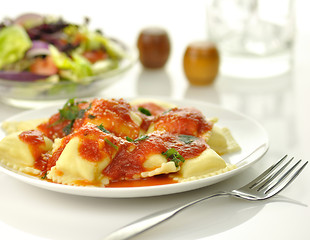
{"left": 0, "top": 1, "right": 309, "bottom": 240}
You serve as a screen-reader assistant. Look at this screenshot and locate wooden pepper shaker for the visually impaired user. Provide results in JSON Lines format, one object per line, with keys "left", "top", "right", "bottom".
{"left": 137, "top": 27, "right": 170, "bottom": 69}
{"left": 183, "top": 41, "right": 220, "bottom": 85}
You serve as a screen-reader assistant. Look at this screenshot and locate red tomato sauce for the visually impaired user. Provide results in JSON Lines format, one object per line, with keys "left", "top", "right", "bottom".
{"left": 133, "top": 102, "right": 168, "bottom": 132}
{"left": 18, "top": 130, "right": 48, "bottom": 172}
{"left": 135, "top": 102, "right": 167, "bottom": 116}
{"left": 75, "top": 98, "right": 141, "bottom": 139}
{"left": 37, "top": 101, "right": 90, "bottom": 141}
{"left": 79, "top": 138, "right": 103, "bottom": 162}
{"left": 153, "top": 107, "right": 213, "bottom": 136}
{"left": 77, "top": 125, "right": 122, "bottom": 162}
{"left": 47, "top": 137, "right": 70, "bottom": 171}
{"left": 107, "top": 175, "right": 177, "bottom": 188}
{"left": 37, "top": 113, "right": 71, "bottom": 140}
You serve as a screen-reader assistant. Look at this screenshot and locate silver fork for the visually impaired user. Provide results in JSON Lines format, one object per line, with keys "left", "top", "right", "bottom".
{"left": 103, "top": 155, "right": 308, "bottom": 240}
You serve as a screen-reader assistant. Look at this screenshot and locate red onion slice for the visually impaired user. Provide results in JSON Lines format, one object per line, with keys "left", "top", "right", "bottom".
{"left": 26, "top": 40, "right": 50, "bottom": 58}
{"left": 14, "top": 13, "right": 44, "bottom": 28}
{"left": 0, "top": 71, "right": 49, "bottom": 82}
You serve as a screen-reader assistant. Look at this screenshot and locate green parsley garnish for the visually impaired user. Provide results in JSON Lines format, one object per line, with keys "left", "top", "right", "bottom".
{"left": 162, "top": 109, "right": 172, "bottom": 115}
{"left": 59, "top": 98, "right": 87, "bottom": 120}
{"left": 104, "top": 138, "right": 118, "bottom": 150}
{"left": 138, "top": 107, "right": 152, "bottom": 116}
{"left": 97, "top": 124, "right": 111, "bottom": 134}
{"left": 126, "top": 136, "right": 134, "bottom": 142}
{"left": 41, "top": 172, "right": 47, "bottom": 179}
{"left": 96, "top": 124, "right": 117, "bottom": 149}
{"left": 63, "top": 122, "right": 74, "bottom": 135}
{"left": 178, "top": 135, "right": 198, "bottom": 144}
{"left": 57, "top": 98, "right": 90, "bottom": 135}
{"left": 135, "top": 135, "right": 149, "bottom": 142}
{"left": 126, "top": 135, "right": 149, "bottom": 143}
{"left": 88, "top": 114, "right": 96, "bottom": 119}
{"left": 162, "top": 148, "right": 185, "bottom": 167}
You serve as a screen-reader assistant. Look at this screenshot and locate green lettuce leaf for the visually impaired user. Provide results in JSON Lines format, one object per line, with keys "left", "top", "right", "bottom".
{"left": 49, "top": 45, "right": 93, "bottom": 83}
{"left": 65, "top": 25, "right": 125, "bottom": 60}
{"left": 0, "top": 25, "right": 32, "bottom": 68}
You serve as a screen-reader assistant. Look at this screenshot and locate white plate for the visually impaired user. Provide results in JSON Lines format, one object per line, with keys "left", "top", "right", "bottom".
{"left": 0, "top": 98, "right": 269, "bottom": 198}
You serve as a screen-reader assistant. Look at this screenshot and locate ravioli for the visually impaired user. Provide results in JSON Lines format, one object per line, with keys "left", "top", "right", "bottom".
{"left": 47, "top": 124, "right": 133, "bottom": 186}
{"left": 0, "top": 97, "right": 241, "bottom": 187}
{"left": 146, "top": 107, "right": 214, "bottom": 142}
{"left": 47, "top": 137, "right": 111, "bottom": 186}
{"left": 175, "top": 148, "right": 226, "bottom": 179}
{"left": 141, "top": 161, "right": 179, "bottom": 178}
{"left": 207, "top": 126, "right": 241, "bottom": 155}
{"left": 73, "top": 98, "right": 143, "bottom": 139}
{"left": 1, "top": 118, "right": 47, "bottom": 135}
{"left": 0, "top": 130, "right": 53, "bottom": 174}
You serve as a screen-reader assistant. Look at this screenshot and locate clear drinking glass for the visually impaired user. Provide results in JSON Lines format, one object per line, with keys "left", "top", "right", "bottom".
{"left": 207, "top": 0, "right": 295, "bottom": 79}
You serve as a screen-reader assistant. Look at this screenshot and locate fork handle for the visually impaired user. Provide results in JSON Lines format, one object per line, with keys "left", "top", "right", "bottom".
{"left": 103, "top": 192, "right": 228, "bottom": 240}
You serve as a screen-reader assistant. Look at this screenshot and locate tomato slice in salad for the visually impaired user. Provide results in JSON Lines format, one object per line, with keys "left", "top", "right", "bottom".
{"left": 29, "top": 56, "right": 58, "bottom": 76}
{"left": 82, "top": 49, "right": 108, "bottom": 63}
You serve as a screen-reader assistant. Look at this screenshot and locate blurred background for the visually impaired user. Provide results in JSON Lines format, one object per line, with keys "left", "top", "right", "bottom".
{"left": 0, "top": 0, "right": 309, "bottom": 98}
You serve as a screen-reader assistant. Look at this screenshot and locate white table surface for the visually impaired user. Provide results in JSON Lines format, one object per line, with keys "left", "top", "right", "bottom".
{"left": 0, "top": 1, "right": 309, "bottom": 240}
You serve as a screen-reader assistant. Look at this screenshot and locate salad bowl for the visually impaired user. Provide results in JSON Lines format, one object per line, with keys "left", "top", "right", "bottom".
{"left": 0, "top": 13, "right": 137, "bottom": 108}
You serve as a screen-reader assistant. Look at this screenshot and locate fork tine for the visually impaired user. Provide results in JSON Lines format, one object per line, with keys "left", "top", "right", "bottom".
{"left": 247, "top": 155, "right": 288, "bottom": 189}
{"left": 256, "top": 157, "right": 294, "bottom": 191}
{"left": 264, "top": 160, "right": 308, "bottom": 196}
